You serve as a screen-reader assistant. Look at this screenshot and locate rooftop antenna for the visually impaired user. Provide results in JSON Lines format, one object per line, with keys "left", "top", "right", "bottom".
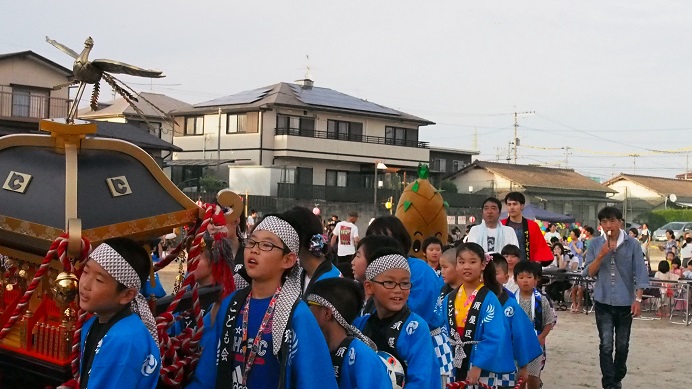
{"left": 296, "top": 54, "right": 314, "bottom": 89}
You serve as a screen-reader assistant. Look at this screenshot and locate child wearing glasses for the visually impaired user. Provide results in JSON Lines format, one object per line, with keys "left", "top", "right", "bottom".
{"left": 306, "top": 277, "right": 392, "bottom": 389}
{"left": 186, "top": 215, "right": 337, "bottom": 389}
{"left": 353, "top": 248, "right": 440, "bottom": 389}
{"left": 437, "top": 242, "right": 515, "bottom": 388}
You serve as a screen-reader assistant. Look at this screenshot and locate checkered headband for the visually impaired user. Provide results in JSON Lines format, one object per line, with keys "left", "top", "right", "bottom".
{"left": 89, "top": 243, "right": 159, "bottom": 343}
{"left": 307, "top": 294, "right": 377, "bottom": 351}
{"left": 254, "top": 216, "right": 300, "bottom": 255}
{"left": 365, "top": 254, "right": 410, "bottom": 281}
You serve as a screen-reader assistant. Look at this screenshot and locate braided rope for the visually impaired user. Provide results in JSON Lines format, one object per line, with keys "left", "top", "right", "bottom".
{"left": 156, "top": 203, "right": 219, "bottom": 388}
{"left": 70, "top": 309, "right": 88, "bottom": 379}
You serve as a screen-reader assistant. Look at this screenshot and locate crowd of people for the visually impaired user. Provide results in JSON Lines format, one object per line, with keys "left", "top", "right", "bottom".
{"left": 66, "top": 192, "right": 660, "bottom": 389}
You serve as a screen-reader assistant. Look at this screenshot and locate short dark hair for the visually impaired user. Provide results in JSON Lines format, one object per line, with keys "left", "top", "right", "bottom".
{"left": 482, "top": 197, "right": 502, "bottom": 210}
{"left": 513, "top": 260, "right": 541, "bottom": 280}
{"left": 504, "top": 192, "right": 525, "bottom": 205}
{"left": 547, "top": 223, "right": 556, "bottom": 229}
{"left": 357, "top": 235, "right": 404, "bottom": 263}
{"left": 307, "top": 278, "right": 364, "bottom": 324}
{"left": 348, "top": 211, "right": 358, "bottom": 218}
{"left": 550, "top": 236, "right": 560, "bottom": 244}
{"left": 628, "top": 228, "right": 639, "bottom": 237}
{"left": 500, "top": 244, "right": 521, "bottom": 257}
{"left": 282, "top": 207, "right": 326, "bottom": 255}
{"left": 584, "top": 226, "right": 595, "bottom": 235}
{"left": 492, "top": 253, "right": 508, "bottom": 275}
{"left": 671, "top": 257, "right": 682, "bottom": 267}
{"left": 422, "top": 236, "right": 443, "bottom": 253}
{"left": 250, "top": 209, "right": 257, "bottom": 214}
{"left": 658, "top": 260, "right": 670, "bottom": 273}
{"left": 597, "top": 206, "right": 622, "bottom": 221}
{"left": 366, "top": 216, "right": 411, "bottom": 254}
{"left": 571, "top": 228, "right": 581, "bottom": 238}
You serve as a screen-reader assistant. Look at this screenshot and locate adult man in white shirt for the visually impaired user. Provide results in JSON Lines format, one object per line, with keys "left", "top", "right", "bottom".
{"left": 466, "top": 197, "right": 519, "bottom": 253}
{"left": 329, "top": 211, "right": 360, "bottom": 264}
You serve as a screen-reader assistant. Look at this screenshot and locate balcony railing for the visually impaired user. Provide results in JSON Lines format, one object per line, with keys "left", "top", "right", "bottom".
{"left": 0, "top": 91, "right": 70, "bottom": 121}
{"left": 275, "top": 128, "right": 429, "bottom": 149}
{"left": 278, "top": 182, "right": 396, "bottom": 203}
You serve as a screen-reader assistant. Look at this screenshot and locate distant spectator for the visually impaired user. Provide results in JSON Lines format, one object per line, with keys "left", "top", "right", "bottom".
{"left": 329, "top": 211, "right": 359, "bottom": 264}
{"left": 544, "top": 223, "right": 560, "bottom": 243}
{"left": 246, "top": 209, "right": 257, "bottom": 233}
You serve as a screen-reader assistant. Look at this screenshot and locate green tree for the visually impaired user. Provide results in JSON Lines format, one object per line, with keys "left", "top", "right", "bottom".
{"left": 440, "top": 180, "right": 458, "bottom": 193}
{"left": 198, "top": 174, "right": 227, "bottom": 194}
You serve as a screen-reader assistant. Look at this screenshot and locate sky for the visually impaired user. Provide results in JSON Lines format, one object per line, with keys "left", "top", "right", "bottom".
{"left": 3, "top": 0, "right": 692, "bottom": 181}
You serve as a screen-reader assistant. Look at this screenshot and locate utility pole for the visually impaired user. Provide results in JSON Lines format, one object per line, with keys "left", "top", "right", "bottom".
{"left": 632, "top": 154, "right": 639, "bottom": 174}
{"left": 513, "top": 110, "right": 534, "bottom": 164}
{"left": 473, "top": 128, "right": 479, "bottom": 151}
{"left": 564, "top": 146, "right": 570, "bottom": 167}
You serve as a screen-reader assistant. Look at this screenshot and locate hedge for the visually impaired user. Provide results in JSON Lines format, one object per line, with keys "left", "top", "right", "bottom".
{"left": 634, "top": 209, "right": 692, "bottom": 231}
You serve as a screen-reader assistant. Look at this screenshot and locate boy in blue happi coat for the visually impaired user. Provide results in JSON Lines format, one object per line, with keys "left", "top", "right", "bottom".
{"left": 438, "top": 243, "right": 516, "bottom": 388}
{"left": 307, "top": 277, "right": 392, "bottom": 389}
{"left": 514, "top": 261, "right": 554, "bottom": 389}
{"left": 186, "top": 215, "right": 337, "bottom": 389}
{"left": 69, "top": 238, "right": 161, "bottom": 389}
{"left": 492, "top": 254, "right": 543, "bottom": 388}
{"left": 353, "top": 244, "right": 441, "bottom": 389}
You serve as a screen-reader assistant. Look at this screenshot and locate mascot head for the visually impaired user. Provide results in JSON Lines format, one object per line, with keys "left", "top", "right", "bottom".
{"left": 394, "top": 164, "right": 448, "bottom": 258}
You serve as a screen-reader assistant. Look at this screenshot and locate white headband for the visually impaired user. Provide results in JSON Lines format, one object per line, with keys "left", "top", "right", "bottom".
{"left": 365, "top": 254, "right": 410, "bottom": 280}
{"left": 253, "top": 216, "right": 300, "bottom": 254}
{"left": 90, "top": 243, "right": 158, "bottom": 343}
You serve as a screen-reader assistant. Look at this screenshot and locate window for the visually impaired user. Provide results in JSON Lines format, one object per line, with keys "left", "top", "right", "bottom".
{"left": 227, "top": 114, "right": 247, "bottom": 133}
{"left": 277, "top": 114, "right": 314, "bottom": 135}
{"left": 184, "top": 116, "right": 204, "bottom": 135}
{"left": 431, "top": 158, "right": 446, "bottom": 172}
{"left": 130, "top": 120, "right": 162, "bottom": 137}
{"left": 385, "top": 126, "right": 418, "bottom": 146}
{"left": 326, "top": 170, "right": 348, "bottom": 187}
{"left": 327, "top": 120, "right": 363, "bottom": 141}
{"left": 11, "top": 87, "right": 49, "bottom": 118}
{"left": 452, "top": 160, "right": 465, "bottom": 172}
{"left": 281, "top": 167, "right": 296, "bottom": 183}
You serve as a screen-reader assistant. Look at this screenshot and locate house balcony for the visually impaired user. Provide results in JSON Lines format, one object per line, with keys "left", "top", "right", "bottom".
{"left": 277, "top": 182, "right": 396, "bottom": 203}
{"left": 273, "top": 128, "right": 429, "bottom": 167}
{"left": 0, "top": 91, "right": 70, "bottom": 123}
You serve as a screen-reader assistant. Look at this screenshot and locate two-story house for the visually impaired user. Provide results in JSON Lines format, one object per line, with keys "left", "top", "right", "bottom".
{"left": 0, "top": 51, "right": 71, "bottom": 133}
{"left": 170, "top": 79, "right": 437, "bottom": 203}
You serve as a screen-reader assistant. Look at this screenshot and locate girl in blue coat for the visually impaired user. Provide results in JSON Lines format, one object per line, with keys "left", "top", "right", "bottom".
{"left": 439, "top": 242, "right": 516, "bottom": 388}
{"left": 307, "top": 277, "right": 392, "bottom": 389}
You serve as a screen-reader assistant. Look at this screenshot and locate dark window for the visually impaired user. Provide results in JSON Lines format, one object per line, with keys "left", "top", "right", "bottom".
{"left": 327, "top": 120, "right": 364, "bottom": 141}
{"left": 296, "top": 167, "right": 313, "bottom": 185}
{"left": 385, "top": 126, "right": 418, "bottom": 146}
{"left": 277, "top": 114, "right": 314, "bottom": 135}
{"left": 431, "top": 158, "right": 446, "bottom": 172}
{"left": 326, "top": 170, "right": 348, "bottom": 187}
{"left": 11, "top": 87, "right": 49, "bottom": 118}
{"left": 452, "top": 160, "right": 465, "bottom": 172}
{"left": 184, "top": 116, "right": 204, "bottom": 135}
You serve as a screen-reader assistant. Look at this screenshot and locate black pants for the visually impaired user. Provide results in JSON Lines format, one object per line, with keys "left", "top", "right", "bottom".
{"left": 594, "top": 301, "right": 633, "bottom": 389}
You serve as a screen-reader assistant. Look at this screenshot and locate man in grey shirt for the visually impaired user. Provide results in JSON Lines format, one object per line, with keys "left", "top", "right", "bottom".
{"left": 584, "top": 207, "right": 649, "bottom": 389}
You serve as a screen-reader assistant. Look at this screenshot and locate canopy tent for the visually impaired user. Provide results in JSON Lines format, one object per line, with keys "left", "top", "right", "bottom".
{"left": 501, "top": 203, "right": 576, "bottom": 223}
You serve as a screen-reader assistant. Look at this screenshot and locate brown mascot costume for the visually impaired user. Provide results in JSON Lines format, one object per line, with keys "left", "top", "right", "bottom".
{"left": 395, "top": 164, "right": 448, "bottom": 258}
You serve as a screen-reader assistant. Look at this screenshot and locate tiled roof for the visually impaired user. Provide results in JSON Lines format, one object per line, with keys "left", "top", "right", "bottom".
{"left": 604, "top": 173, "right": 692, "bottom": 199}
{"left": 449, "top": 161, "right": 614, "bottom": 193}
{"left": 78, "top": 92, "right": 192, "bottom": 118}
{"left": 173, "top": 82, "right": 433, "bottom": 125}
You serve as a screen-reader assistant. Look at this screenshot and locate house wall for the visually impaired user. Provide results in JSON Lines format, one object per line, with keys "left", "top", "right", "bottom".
{"left": 607, "top": 179, "right": 663, "bottom": 222}
{"left": 449, "top": 168, "right": 497, "bottom": 194}
{"left": 0, "top": 56, "right": 70, "bottom": 99}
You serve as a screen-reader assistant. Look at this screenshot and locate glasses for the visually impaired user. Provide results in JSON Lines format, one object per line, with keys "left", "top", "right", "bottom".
{"left": 246, "top": 238, "right": 287, "bottom": 252}
{"left": 370, "top": 279, "right": 413, "bottom": 290}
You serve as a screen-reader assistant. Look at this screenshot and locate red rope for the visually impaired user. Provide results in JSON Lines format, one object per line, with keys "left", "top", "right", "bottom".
{"left": 156, "top": 203, "right": 219, "bottom": 388}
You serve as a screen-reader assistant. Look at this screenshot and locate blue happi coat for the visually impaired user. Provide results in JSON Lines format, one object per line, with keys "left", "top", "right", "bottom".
{"left": 497, "top": 289, "right": 543, "bottom": 386}
{"left": 407, "top": 257, "right": 445, "bottom": 330}
{"left": 80, "top": 314, "right": 160, "bottom": 389}
{"left": 354, "top": 310, "right": 440, "bottom": 389}
{"left": 438, "top": 287, "right": 516, "bottom": 385}
{"left": 333, "top": 338, "right": 393, "bottom": 389}
{"left": 185, "top": 290, "right": 337, "bottom": 389}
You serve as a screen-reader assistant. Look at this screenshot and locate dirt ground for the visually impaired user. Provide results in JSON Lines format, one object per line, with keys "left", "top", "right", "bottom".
{"left": 157, "top": 263, "right": 691, "bottom": 389}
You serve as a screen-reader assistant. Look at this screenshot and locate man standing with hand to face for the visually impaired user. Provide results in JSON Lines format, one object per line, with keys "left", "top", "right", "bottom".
{"left": 583, "top": 206, "right": 650, "bottom": 389}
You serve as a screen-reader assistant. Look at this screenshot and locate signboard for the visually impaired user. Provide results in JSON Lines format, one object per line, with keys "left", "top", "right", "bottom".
{"left": 446, "top": 216, "right": 456, "bottom": 225}
{"left": 457, "top": 216, "right": 466, "bottom": 225}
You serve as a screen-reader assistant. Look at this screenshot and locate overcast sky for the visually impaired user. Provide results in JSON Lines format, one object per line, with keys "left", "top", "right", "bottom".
{"left": 3, "top": 0, "right": 692, "bottom": 181}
